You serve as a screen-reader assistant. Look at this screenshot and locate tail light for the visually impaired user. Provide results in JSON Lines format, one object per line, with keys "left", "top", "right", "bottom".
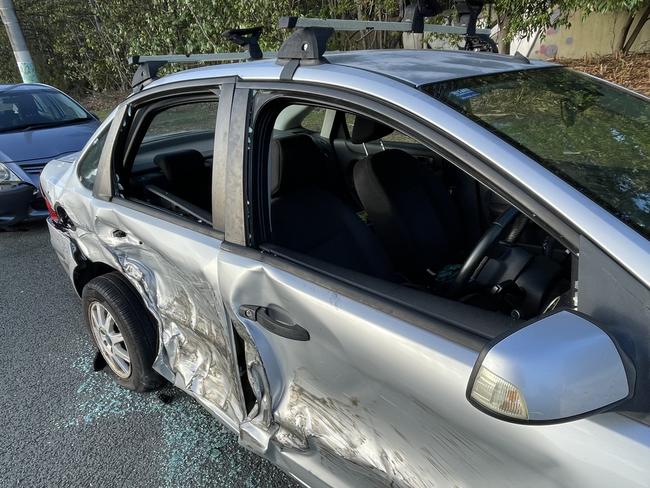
{"left": 41, "top": 187, "right": 60, "bottom": 224}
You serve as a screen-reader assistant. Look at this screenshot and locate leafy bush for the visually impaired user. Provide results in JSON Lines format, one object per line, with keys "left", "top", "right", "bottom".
{"left": 0, "top": 0, "right": 399, "bottom": 91}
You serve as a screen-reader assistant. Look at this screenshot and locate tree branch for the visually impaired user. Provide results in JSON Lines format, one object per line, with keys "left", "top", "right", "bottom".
{"left": 623, "top": 1, "right": 650, "bottom": 54}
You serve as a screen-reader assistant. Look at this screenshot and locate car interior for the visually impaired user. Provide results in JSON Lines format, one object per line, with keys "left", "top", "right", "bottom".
{"left": 0, "top": 93, "right": 56, "bottom": 128}
{"left": 260, "top": 103, "right": 574, "bottom": 321}
{"left": 116, "top": 99, "right": 217, "bottom": 224}
{"left": 0, "top": 91, "right": 89, "bottom": 129}
{"left": 114, "top": 97, "right": 573, "bottom": 322}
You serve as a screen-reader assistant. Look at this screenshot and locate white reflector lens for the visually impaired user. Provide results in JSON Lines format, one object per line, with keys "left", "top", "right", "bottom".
{"left": 470, "top": 366, "right": 528, "bottom": 420}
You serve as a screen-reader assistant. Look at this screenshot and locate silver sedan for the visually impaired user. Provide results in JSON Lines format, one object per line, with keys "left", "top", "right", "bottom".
{"left": 41, "top": 31, "right": 650, "bottom": 488}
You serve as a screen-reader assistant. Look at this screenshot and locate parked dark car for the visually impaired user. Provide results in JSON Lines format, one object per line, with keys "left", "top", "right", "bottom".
{"left": 0, "top": 83, "right": 99, "bottom": 226}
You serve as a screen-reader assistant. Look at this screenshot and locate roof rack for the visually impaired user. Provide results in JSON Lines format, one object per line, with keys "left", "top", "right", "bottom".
{"left": 455, "top": 0, "right": 498, "bottom": 52}
{"left": 222, "top": 27, "right": 264, "bottom": 60}
{"left": 278, "top": 16, "right": 491, "bottom": 37}
{"left": 276, "top": 26, "right": 334, "bottom": 79}
{"left": 128, "top": 53, "right": 273, "bottom": 92}
{"left": 279, "top": 0, "right": 492, "bottom": 37}
{"left": 275, "top": 1, "right": 496, "bottom": 78}
{"left": 128, "top": 26, "right": 271, "bottom": 92}
{"left": 130, "top": 1, "right": 502, "bottom": 90}
{"left": 276, "top": 0, "right": 497, "bottom": 63}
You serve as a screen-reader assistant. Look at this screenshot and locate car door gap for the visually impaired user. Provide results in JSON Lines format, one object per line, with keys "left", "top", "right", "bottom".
{"left": 232, "top": 321, "right": 257, "bottom": 414}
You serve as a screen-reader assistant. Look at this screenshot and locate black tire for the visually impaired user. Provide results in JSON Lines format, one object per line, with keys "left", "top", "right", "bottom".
{"left": 82, "top": 271, "right": 163, "bottom": 392}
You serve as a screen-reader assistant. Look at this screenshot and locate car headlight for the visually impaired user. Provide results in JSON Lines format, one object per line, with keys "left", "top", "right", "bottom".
{"left": 0, "top": 162, "right": 22, "bottom": 185}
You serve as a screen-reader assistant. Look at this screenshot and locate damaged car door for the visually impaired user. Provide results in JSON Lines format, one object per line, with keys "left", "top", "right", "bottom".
{"left": 215, "top": 87, "right": 522, "bottom": 487}
{"left": 217, "top": 85, "right": 650, "bottom": 488}
{"left": 92, "top": 82, "right": 245, "bottom": 427}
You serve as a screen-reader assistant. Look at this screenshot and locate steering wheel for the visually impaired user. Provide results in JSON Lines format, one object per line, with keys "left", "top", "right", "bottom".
{"left": 448, "top": 207, "right": 521, "bottom": 298}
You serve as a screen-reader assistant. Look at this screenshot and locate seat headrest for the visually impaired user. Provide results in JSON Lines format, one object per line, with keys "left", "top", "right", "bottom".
{"left": 350, "top": 116, "right": 394, "bottom": 144}
{"left": 154, "top": 149, "right": 205, "bottom": 183}
{"left": 269, "top": 134, "right": 327, "bottom": 196}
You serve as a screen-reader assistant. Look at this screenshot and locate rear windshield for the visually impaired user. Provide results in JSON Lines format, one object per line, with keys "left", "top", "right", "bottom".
{"left": 422, "top": 67, "right": 650, "bottom": 240}
{"left": 0, "top": 87, "right": 91, "bottom": 132}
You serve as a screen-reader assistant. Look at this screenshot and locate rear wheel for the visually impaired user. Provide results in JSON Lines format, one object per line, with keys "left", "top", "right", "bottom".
{"left": 82, "top": 272, "right": 163, "bottom": 392}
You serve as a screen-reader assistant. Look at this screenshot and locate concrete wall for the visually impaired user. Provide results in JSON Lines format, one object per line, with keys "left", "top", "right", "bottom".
{"left": 510, "top": 10, "right": 650, "bottom": 59}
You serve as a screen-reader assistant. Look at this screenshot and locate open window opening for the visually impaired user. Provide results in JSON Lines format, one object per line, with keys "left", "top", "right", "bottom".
{"left": 253, "top": 100, "right": 575, "bottom": 325}
{"left": 115, "top": 95, "right": 219, "bottom": 226}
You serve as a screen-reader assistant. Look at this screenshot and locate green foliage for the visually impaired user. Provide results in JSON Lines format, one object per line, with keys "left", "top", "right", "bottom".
{"left": 493, "top": 0, "right": 574, "bottom": 43}
{"left": 585, "top": 0, "right": 648, "bottom": 13}
{"left": 1, "top": 0, "right": 644, "bottom": 89}
{"left": 0, "top": 0, "right": 400, "bottom": 91}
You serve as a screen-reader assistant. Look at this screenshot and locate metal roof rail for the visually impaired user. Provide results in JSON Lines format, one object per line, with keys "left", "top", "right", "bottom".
{"left": 278, "top": 16, "right": 491, "bottom": 37}
{"left": 275, "top": 0, "right": 495, "bottom": 79}
{"left": 128, "top": 51, "right": 274, "bottom": 93}
{"left": 279, "top": 1, "right": 496, "bottom": 54}
{"left": 128, "top": 25, "right": 270, "bottom": 92}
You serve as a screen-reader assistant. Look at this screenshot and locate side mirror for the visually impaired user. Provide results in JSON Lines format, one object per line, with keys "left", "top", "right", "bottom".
{"left": 467, "top": 310, "right": 633, "bottom": 424}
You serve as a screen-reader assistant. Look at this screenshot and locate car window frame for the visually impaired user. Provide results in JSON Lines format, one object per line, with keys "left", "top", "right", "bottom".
{"left": 76, "top": 113, "right": 115, "bottom": 191}
{"left": 94, "top": 78, "right": 236, "bottom": 238}
{"left": 119, "top": 92, "right": 220, "bottom": 232}
{"left": 237, "top": 82, "right": 579, "bottom": 252}
{"left": 120, "top": 93, "right": 219, "bottom": 182}
{"left": 76, "top": 124, "right": 112, "bottom": 190}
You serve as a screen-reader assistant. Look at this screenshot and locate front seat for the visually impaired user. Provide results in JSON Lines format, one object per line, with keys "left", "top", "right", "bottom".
{"left": 154, "top": 149, "right": 212, "bottom": 210}
{"left": 352, "top": 117, "right": 463, "bottom": 282}
{"left": 269, "top": 134, "right": 396, "bottom": 281}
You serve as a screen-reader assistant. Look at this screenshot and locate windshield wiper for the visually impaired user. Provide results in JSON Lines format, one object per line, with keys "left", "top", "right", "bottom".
{"left": 0, "top": 117, "right": 92, "bottom": 133}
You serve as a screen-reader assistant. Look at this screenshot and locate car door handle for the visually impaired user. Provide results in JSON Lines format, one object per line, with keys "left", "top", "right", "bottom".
{"left": 239, "top": 305, "right": 310, "bottom": 341}
{"left": 112, "top": 229, "right": 127, "bottom": 238}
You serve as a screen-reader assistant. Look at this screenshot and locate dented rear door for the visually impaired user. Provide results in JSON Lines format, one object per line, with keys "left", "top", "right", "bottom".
{"left": 94, "top": 204, "right": 244, "bottom": 428}
{"left": 91, "top": 81, "right": 246, "bottom": 429}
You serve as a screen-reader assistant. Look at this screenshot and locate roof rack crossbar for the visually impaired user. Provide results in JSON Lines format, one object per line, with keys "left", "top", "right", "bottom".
{"left": 127, "top": 51, "right": 276, "bottom": 93}
{"left": 129, "top": 52, "right": 275, "bottom": 65}
{"left": 278, "top": 17, "right": 490, "bottom": 36}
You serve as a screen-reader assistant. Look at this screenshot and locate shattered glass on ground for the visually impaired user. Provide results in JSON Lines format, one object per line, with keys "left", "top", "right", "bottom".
{"left": 0, "top": 223, "right": 298, "bottom": 487}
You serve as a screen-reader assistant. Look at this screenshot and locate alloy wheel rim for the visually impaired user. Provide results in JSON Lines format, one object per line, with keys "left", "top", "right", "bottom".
{"left": 89, "top": 301, "right": 131, "bottom": 378}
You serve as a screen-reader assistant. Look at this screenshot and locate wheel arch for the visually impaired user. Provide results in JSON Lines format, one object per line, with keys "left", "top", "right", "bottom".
{"left": 73, "top": 258, "right": 163, "bottom": 357}
{"left": 72, "top": 259, "right": 119, "bottom": 297}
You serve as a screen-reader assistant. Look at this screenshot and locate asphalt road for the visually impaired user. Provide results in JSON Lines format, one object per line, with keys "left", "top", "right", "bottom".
{"left": 0, "top": 222, "right": 298, "bottom": 487}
